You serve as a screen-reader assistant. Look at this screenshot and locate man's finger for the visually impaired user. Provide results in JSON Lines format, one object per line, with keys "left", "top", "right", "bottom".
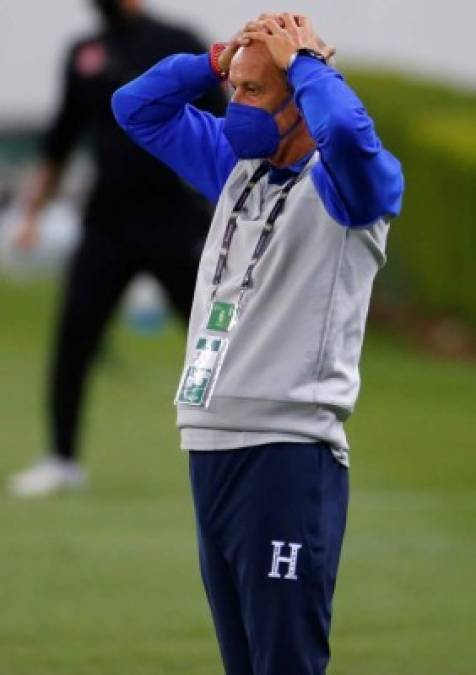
{"left": 243, "top": 20, "right": 265, "bottom": 33}
{"left": 237, "top": 35, "right": 252, "bottom": 46}
{"left": 262, "top": 18, "right": 285, "bottom": 35}
{"left": 257, "top": 13, "right": 285, "bottom": 27}
{"left": 245, "top": 19, "right": 271, "bottom": 34}
{"left": 282, "top": 13, "right": 299, "bottom": 33}
{"left": 295, "top": 14, "right": 312, "bottom": 31}
{"left": 241, "top": 30, "right": 271, "bottom": 44}
{"left": 224, "top": 36, "right": 241, "bottom": 53}
{"left": 319, "top": 44, "right": 336, "bottom": 60}
{"left": 246, "top": 19, "right": 279, "bottom": 36}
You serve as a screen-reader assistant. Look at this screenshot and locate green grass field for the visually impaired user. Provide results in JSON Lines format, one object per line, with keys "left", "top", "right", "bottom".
{"left": 0, "top": 278, "right": 474, "bottom": 675}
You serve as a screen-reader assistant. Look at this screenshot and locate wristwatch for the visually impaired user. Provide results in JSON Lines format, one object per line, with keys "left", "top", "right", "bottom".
{"left": 286, "top": 48, "right": 328, "bottom": 72}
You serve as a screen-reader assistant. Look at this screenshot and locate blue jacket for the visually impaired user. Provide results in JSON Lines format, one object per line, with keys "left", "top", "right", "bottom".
{"left": 112, "top": 52, "right": 403, "bottom": 227}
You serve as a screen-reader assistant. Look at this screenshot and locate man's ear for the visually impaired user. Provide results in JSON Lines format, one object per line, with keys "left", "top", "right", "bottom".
{"left": 280, "top": 71, "right": 293, "bottom": 95}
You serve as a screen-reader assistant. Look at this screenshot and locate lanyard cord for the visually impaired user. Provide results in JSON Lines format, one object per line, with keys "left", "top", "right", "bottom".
{"left": 211, "top": 162, "right": 301, "bottom": 300}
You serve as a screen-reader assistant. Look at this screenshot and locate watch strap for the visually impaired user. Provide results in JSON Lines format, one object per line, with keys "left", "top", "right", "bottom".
{"left": 287, "top": 48, "right": 328, "bottom": 72}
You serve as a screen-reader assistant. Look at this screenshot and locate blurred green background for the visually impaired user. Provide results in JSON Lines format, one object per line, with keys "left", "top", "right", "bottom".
{"left": 347, "top": 72, "right": 476, "bottom": 330}
{"left": 1, "top": 275, "right": 475, "bottom": 675}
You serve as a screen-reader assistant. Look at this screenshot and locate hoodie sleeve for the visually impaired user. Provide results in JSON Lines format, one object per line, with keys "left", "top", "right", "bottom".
{"left": 288, "top": 56, "right": 404, "bottom": 227}
{"left": 112, "top": 53, "right": 237, "bottom": 203}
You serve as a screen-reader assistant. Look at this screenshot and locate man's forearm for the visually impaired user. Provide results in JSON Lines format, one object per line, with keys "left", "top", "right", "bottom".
{"left": 112, "top": 53, "right": 220, "bottom": 130}
{"left": 289, "top": 56, "right": 403, "bottom": 225}
{"left": 23, "top": 161, "right": 63, "bottom": 219}
{"left": 112, "top": 54, "right": 237, "bottom": 203}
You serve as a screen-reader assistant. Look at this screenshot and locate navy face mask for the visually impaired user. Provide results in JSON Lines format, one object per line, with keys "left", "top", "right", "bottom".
{"left": 223, "top": 96, "right": 301, "bottom": 159}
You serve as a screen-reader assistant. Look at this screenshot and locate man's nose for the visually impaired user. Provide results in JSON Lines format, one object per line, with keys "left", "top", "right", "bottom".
{"left": 231, "top": 91, "right": 243, "bottom": 104}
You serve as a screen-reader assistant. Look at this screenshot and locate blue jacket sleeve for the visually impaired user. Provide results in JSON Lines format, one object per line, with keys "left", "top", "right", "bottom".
{"left": 288, "top": 57, "right": 404, "bottom": 227}
{"left": 111, "top": 53, "right": 237, "bottom": 203}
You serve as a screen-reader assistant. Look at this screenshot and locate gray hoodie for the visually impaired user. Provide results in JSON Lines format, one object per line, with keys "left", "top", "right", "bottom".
{"left": 177, "top": 154, "right": 389, "bottom": 455}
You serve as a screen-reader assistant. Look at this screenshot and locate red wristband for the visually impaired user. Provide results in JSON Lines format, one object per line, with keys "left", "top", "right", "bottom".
{"left": 209, "top": 42, "right": 228, "bottom": 81}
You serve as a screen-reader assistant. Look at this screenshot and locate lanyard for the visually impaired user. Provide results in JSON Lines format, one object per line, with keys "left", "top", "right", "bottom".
{"left": 211, "top": 162, "right": 302, "bottom": 305}
{"left": 176, "top": 163, "right": 303, "bottom": 409}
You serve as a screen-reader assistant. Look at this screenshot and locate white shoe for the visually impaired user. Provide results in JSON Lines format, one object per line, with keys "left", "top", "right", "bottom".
{"left": 6, "top": 456, "right": 88, "bottom": 497}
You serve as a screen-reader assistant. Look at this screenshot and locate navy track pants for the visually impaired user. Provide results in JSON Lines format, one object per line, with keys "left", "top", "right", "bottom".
{"left": 189, "top": 442, "right": 349, "bottom": 675}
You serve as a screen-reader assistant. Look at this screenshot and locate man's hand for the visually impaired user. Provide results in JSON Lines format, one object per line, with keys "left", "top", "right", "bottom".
{"left": 242, "top": 13, "right": 335, "bottom": 70}
{"left": 13, "top": 218, "right": 40, "bottom": 252}
{"left": 12, "top": 162, "right": 61, "bottom": 251}
{"left": 216, "top": 16, "right": 279, "bottom": 74}
{"left": 217, "top": 31, "right": 251, "bottom": 74}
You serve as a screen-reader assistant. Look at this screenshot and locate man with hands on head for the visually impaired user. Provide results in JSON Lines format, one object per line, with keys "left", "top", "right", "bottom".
{"left": 113, "top": 12, "right": 404, "bottom": 675}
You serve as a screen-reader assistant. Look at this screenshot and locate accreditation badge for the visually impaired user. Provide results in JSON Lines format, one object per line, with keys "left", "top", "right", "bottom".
{"left": 175, "top": 335, "right": 229, "bottom": 408}
{"left": 206, "top": 301, "right": 236, "bottom": 332}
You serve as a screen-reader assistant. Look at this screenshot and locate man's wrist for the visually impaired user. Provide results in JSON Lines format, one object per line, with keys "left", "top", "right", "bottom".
{"left": 286, "top": 48, "right": 328, "bottom": 72}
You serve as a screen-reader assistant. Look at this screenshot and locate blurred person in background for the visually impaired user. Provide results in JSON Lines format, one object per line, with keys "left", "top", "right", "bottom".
{"left": 6, "top": 0, "right": 226, "bottom": 497}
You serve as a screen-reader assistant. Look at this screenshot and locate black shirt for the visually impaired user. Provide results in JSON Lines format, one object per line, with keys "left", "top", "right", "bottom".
{"left": 42, "top": 14, "right": 226, "bottom": 236}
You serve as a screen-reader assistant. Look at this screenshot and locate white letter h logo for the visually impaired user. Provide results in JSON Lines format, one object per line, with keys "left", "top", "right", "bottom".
{"left": 268, "top": 540, "right": 302, "bottom": 581}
